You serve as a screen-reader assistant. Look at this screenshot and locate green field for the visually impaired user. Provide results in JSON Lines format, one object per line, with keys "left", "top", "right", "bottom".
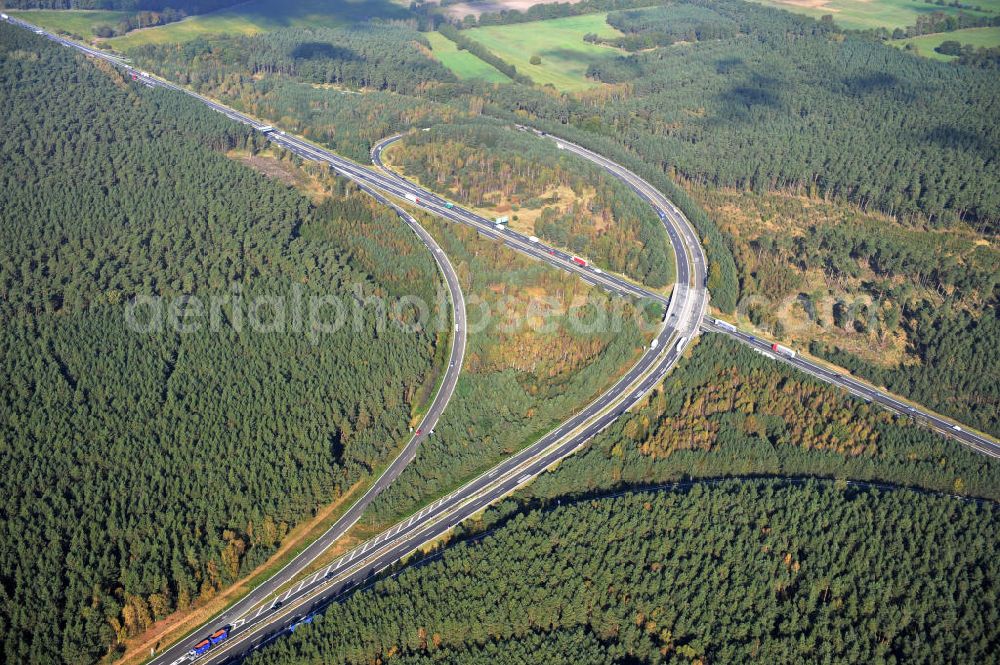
{"left": 891, "top": 25, "right": 1000, "bottom": 58}
{"left": 7, "top": 9, "right": 134, "bottom": 38}
{"left": 425, "top": 31, "right": 511, "bottom": 83}
{"left": 109, "top": 0, "right": 410, "bottom": 48}
{"left": 751, "top": 0, "right": 997, "bottom": 31}
{"left": 462, "top": 14, "right": 625, "bottom": 91}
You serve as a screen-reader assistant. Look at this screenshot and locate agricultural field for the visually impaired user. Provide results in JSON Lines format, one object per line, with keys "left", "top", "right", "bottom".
{"left": 460, "top": 13, "right": 625, "bottom": 91}
{"left": 751, "top": 0, "right": 997, "bottom": 31}
{"left": 424, "top": 30, "right": 511, "bottom": 83}
{"left": 108, "top": 0, "right": 410, "bottom": 48}
{"left": 891, "top": 25, "right": 1000, "bottom": 58}
{"left": 443, "top": 0, "right": 587, "bottom": 20}
{"left": 5, "top": 9, "right": 134, "bottom": 38}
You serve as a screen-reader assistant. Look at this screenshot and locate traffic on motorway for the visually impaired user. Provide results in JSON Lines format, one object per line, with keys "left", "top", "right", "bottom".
{"left": 0, "top": 17, "right": 706, "bottom": 663}
{"left": 701, "top": 317, "right": 1000, "bottom": 458}
{"left": 164, "top": 126, "right": 707, "bottom": 663}
{"left": 7, "top": 15, "right": 995, "bottom": 664}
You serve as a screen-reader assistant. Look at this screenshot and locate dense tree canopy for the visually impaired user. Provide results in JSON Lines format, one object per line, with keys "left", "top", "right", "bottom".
{"left": 0, "top": 0, "right": 238, "bottom": 12}
{"left": 577, "top": 0, "right": 1000, "bottom": 230}
{"left": 248, "top": 480, "right": 1000, "bottom": 664}
{"left": 389, "top": 123, "right": 674, "bottom": 288}
{"left": 527, "top": 333, "right": 1000, "bottom": 503}
{"left": 2, "top": 1, "right": 998, "bottom": 660}
{"left": 0, "top": 25, "right": 442, "bottom": 663}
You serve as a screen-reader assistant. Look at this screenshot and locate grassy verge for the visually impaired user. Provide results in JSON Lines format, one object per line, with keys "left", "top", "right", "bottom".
{"left": 750, "top": 0, "right": 996, "bottom": 31}
{"left": 7, "top": 9, "right": 134, "bottom": 39}
{"left": 462, "top": 14, "right": 625, "bottom": 91}
{"left": 425, "top": 30, "right": 511, "bottom": 83}
{"left": 891, "top": 26, "right": 1000, "bottom": 59}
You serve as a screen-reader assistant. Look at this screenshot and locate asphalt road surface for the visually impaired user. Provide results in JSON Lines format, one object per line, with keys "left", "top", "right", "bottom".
{"left": 3, "top": 18, "right": 706, "bottom": 663}
{"left": 134, "top": 150, "right": 470, "bottom": 665}
{"left": 6, "top": 17, "right": 995, "bottom": 664}
{"left": 702, "top": 318, "right": 1000, "bottom": 458}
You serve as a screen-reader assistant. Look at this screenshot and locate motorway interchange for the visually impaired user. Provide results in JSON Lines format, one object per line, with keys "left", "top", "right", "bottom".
{"left": 6, "top": 15, "right": 998, "bottom": 664}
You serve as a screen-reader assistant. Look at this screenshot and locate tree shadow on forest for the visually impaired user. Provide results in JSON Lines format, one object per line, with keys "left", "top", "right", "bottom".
{"left": 710, "top": 72, "right": 784, "bottom": 124}
{"left": 715, "top": 56, "right": 743, "bottom": 74}
{"left": 839, "top": 72, "right": 911, "bottom": 101}
{"left": 294, "top": 473, "right": 990, "bottom": 631}
{"left": 291, "top": 42, "right": 363, "bottom": 62}
{"left": 923, "top": 124, "right": 998, "bottom": 161}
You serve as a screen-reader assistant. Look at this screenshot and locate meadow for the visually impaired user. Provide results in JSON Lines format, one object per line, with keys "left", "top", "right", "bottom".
{"left": 751, "top": 0, "right": 997, "bottom": 31}
{"left": 109, "top": 0, "right": 410, "bottom": 48}
{"left": 460, "top": 13, "right": 625, "bottom": 91}
{"left": 424, "top": 30, "right": 511, "bottom": 83}
{"left": 891, "top": 24, "right": 1000, "bottom": 58}
{"left": 6, "top": 9, "right": 133, "bottom": 38}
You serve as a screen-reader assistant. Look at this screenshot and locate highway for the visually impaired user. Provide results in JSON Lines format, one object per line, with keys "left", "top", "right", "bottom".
{"left": 1, "top": 16, "right": 707, "bottom": 664}
{"left": 702, "top": 318, "right": 1000, "bottom": 458}
{"left": 6, "top": 15, "right": 997, "bottom": 664}
{"left": 87, "top": 41, "right": 704, "bottom": 665}
{"left": 136, "top": 158, "right": 469, "bottom": 664}
{"left": 149, "top": 127, "right": 706, "bottom": 663}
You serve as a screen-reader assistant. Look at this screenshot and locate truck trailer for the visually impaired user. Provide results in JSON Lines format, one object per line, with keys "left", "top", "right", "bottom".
{"left": 770, "top": 343, "right": 796, "bottom": 358}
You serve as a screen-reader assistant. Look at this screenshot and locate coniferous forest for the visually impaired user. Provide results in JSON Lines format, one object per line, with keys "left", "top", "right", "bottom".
{"left": 2, "top": 0, "right": 999, "bottom": 661}
{"left": 0, "top": 24, "right": 441, "bottom": 663}
{"left": 246, "top": 480, "right": 1000, "bottom": 665}
{"left": 116, "top": 0, "right": 1000, "bottom": 432}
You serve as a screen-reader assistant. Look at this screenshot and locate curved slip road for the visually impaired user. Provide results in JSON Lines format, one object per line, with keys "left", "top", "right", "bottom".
{"left": 6, "top": 17, "right": 995, "bottom": 664}
{"left": 140, "top": 192, "right": 468, "bottom": 665}
{"left": 152, "top": 129, "right": 708, "bottom": 664}
{"left": 0, "top": 20, "right": 706, "bottom": 664}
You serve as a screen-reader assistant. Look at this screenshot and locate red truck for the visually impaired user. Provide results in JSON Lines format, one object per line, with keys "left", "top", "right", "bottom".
{"left": 571, "top": 257, "right": 587, "bottom": 267}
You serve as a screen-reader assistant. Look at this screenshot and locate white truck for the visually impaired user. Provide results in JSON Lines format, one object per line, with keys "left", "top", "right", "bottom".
{"left": 770, "top": 343, "right": 796, "bottom": 359}
{"left": 1, "top": 14, "right": 9, "bottom": 21}
{"left": 714, "top": 319, "right": 737, "bottom": 333}
{"left": 650, "top": 338, "right": 659, "bottom": 350}
{"left": 528, "top": 236, "right": 539, "bottom": 243}
{"left": 405, "top": 193, "right": 419, "bottom": 204}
